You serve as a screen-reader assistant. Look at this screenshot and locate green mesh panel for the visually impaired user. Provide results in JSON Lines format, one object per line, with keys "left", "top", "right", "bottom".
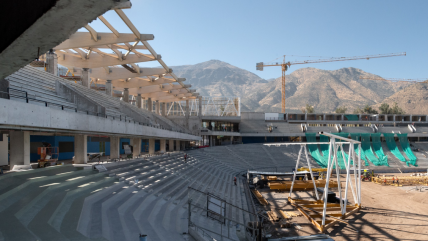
{"left": 305, "top": 133, "right": 327, "bottom": 167}
{"left": 320, "top": 135, "right": 330, "bottom": 164}
{"left": 350, "top": 133, "right": 369, "bottom": 166}
{"left": 361, "top": 133, "right": 383, "bottom": 166}
{"left": 383, "top": 133, "right": 407, "bottom": 165}
{"left": 371, "top": 133, "right": 389, "bottom": 167}
{"left": 345, "top": 115, "right": 359, "bottom": 121}
{"left": 397, "top": 133, "right": 418, "bottom": 167}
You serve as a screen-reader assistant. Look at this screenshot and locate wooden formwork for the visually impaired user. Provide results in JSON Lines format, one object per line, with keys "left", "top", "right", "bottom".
{"left": 268, "top": 180, "right": 338, "bottom": 191}
{"left": 251, "top": 189, "right": 269, "bottom": 206}
{"left": 289, "top": 197, "right": 361, "bottom": 233}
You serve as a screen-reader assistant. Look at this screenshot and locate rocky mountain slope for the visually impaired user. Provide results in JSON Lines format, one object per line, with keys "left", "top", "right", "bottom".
{"left": 171, "top": 60, "right": 414, "bottom": 113}
{"left": 372, "top": 81, "right": 428, "bottom": 114}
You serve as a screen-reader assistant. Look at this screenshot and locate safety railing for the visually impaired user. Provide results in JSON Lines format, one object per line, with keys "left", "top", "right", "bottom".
{"left": 0, "top": 88, "right": 194, "bottom": 134}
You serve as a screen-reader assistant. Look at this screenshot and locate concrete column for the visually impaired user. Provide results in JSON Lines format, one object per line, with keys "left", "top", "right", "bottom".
{"left": 148, "top": 98, "right": 153, "bottom": 112}
{"left": 156, "top": 101, "right": 160, "bottom": 115}
{"left": 74, "top": 134, "right": 87, "bottom": 164}
{"left": 210, "top": 136, "right": 213, "bottom": 147}
{"left": 169, "top": 139, "right": 174, "bottom": 151}
{"left": 137, "top": 94, "right": 142, "bottom": 108}
{"left": 132, "top": 138, "right": 141, "bottom": 158}
{"left": 105, "top": 80, "right": 113, "bottom": 96}
{"left": 81, "top": 68, "right": 91, "bottom": 88}
{"left": 149, "top": 138, "right": 155, "bottom": 154}
{"left": 230, "top": 136, "right": 233, "bottom": 145}
{"left": 176, "top": 140, "right": 181, "bottom": 151}
{"left": 198, "top": 96, "right": 202, "bottom": 117}
{"left": 46, "top": 50, "right": 58, "bottom": 76}
{"left": 9, "top": 131, "right": 30, "bottom": 168}
{"left": 185, "top": 100, "right": 190, "bottom": 118}
{"left": 110, "top": 136, "right": 120, "bottom": 159}
{"left": 160, "top": 139, "right": 166, "bottom": 153}
{"left": 181, "top": 141, "right": 186, "bottom": 151}
{"left": 123, "top": 88, "right": 129, "bottom": 103}
{"left": 161, "top": 103, "right": 166, "bottom": 116}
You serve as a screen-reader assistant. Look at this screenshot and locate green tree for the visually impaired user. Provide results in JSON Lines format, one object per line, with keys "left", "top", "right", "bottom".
{"left": 363, "top": 104, "right": 378, "bottom": 114}
{"left": 335, "top": 106, "right": 347, "bottom": 114}
{"left": 301, "top": 104, "right": 314, "bottom": 113}
{"left": 353, "top": 107, "right": 363, "bottom": 114}
{"left": 379, "top": 103, "right": 390, "bottom": 114}
{"left": 390, "top": 102, "right": 405, "bottom": 114}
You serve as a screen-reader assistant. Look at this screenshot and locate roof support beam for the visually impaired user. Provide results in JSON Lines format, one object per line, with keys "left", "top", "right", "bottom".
{"left": 57, "top": 52, "right": 155, "bottom": 68}
{"left": 54, "top": 33, "right": 154, "bottom": 50}
{"left": 98, "top": 15, "right": 120, "bottom": 37}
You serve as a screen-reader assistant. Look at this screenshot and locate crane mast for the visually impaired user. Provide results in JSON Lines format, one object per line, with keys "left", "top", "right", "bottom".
{"left": 257, "top": 52, "right": 406, "bottom": 113}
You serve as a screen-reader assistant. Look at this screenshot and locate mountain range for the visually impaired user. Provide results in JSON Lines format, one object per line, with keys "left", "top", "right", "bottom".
{"left": 171, "top": 60, "right": 424, "bottom": 114}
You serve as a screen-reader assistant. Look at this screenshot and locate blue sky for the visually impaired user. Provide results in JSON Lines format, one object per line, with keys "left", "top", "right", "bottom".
{"left": 86, "top": 0, "right": 428, "bottom": 80}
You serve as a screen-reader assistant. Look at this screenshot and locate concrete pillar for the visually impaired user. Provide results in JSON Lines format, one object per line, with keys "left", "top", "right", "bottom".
{"left": 132, "top": 138, "right": 141, "bottom": 158}
{"left": 156, "top": 101, "right": 160, "bottom": 115}
{"left": 160, "top": 139, "right": 166, "bottom": 153}
{"left": 81, "top": 68, "right": 91, "bottom": 88}
{"left": 148, "top": 98, "right": 153, "bottom": 112}
{"left": 110, "top": 136, "right": 120, "bottom": 159}
{"left": 176, "top": 140, "right": 181, "bottom": 151}
{"left": 198, "top": 96, "right": 202, "bottom": 117}
{"left": 181, "top": 141, "right": 186, "bottom": 151}
{"left": 210, "top": 136, "right": 213, "bottom": 147}
{"left": 9, "top": 131, "right": 30, "bottom": 168}
{"left": 123, "top": 88, "right": 129, "bottom": 102}
{"left": 185, "top": 100, "right": 190, "bottom": 118}
{"left": 169, "top": 139, "right": 174, "bottom": 151}
{"left": 74, "top": 134, "right": 88, "bottom": 164}
{"left": 105, "top": 80, "right": 113, "bottom": 96}
{"left": 149, "top": 138, "right": 155, "bottom": 154}
{"left": 137, "top": 94, "right": 142, "bottom": 108}
{"left": 230, "top": 136, "right": 233, "bottom": 145}
{"left": 46, "top": 50, "right": 58, "bottom": 76}
{"left": 161, "top": 102, "right": 166, "bottom": 116}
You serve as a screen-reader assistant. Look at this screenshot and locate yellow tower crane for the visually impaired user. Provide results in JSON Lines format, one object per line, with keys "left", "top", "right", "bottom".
{"left": 256, "top": 52, "right": 406, "bottom": 113}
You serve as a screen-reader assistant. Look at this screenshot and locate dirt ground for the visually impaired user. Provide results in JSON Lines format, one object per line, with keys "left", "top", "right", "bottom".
{"left": 258, "top": 175, "right": 428, "bottom": 240}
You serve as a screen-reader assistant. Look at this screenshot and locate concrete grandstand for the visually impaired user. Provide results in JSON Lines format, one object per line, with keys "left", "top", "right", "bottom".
{"left": 1, "top": 1, "right": 428, "bottom": 241}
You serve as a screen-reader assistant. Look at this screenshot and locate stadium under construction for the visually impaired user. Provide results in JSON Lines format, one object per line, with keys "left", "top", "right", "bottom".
{"left": 1, "top": 1, "right": 428, "bottom": 241}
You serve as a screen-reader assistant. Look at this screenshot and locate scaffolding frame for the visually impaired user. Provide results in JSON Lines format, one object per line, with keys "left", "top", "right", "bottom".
{"left": 264, "top": 132, "right": 362, "bottom": 232}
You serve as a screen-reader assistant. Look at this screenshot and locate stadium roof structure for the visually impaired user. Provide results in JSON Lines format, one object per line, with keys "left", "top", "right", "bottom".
{"left": 53, "top": 8, "right": 198, "bottom": 102}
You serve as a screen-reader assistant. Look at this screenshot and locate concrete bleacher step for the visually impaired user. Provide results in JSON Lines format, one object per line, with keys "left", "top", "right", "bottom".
{"left": 77, "top": 182, "right": 126, "bottom": 238}
{"left": 0, "top": 169, "right": 89, "bottom": 213}
{"left": 15, "top": 171, "right": 107, "bottom": 228}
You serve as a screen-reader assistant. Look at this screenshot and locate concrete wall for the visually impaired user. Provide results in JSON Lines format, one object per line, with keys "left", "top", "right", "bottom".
{"left": 56, "top": 80, "right": 105, "bottom": 115}
{"left": 0, "top": 98, "right": 201, "bottom": 141}
{"left": 241, "top": 112, "right": 265, "bottom": 120}
{"left": 167, "top": 116, "right": 201, "bottom": 136}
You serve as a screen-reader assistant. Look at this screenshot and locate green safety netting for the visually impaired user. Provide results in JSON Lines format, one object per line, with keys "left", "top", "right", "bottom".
{"left": 361, "top": 133, "right": 386, "bottom": 166}
{"left": 350, "top": 133, "right": 369, "bottom": 166}
{"left": 383, "top": 133, "right": 408, "bottom": 165}
{"left": 371, "top": 133, "right": 389, "bottom": 167}
{"left": 319, "top": 134, "right": 331, "bottom": 167}
{"left": 305, "top": 133, "right": 327, "bottom": 168}
{"left": 397, "top": 133, "right": 418, "bottom": 167}
{"left": 345, "top": 115, "right": 359, "bottom": 121}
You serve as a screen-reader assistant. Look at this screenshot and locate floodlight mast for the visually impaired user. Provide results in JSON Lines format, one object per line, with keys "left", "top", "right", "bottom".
{"left": 256, "top": 52, "right": 406, "bottom": 113}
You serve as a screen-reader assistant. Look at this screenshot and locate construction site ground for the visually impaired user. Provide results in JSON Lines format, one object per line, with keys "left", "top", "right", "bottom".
{"left": 257, "top": 173, "right": 428, "bottom": 240}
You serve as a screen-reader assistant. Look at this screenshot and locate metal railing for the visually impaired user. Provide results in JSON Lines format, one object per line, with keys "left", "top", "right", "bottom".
{"left": 1, "top": 88, "right": 194, "bottom": 135}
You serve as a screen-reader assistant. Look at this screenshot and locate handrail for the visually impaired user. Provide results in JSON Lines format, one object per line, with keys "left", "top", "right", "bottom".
{"left": 0, "top": 88, "right": 196, "bottom": 134}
